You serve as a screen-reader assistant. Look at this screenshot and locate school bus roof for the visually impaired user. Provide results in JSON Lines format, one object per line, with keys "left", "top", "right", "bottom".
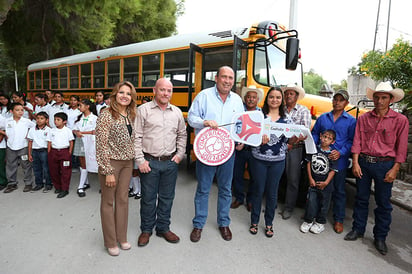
{"left": 27, "top": 27, "right": 252, "bottom": 71}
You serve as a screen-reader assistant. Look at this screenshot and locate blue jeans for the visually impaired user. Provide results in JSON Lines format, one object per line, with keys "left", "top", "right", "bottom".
{"left": 351, "top": 158, "right": 394, "bottom": 240}
{"left": 32, "top": 149, "right": 52, "bottom": 187}
{"left": 232, "top": 148, "right": 253, "bottom": 204}
{"left": 193, "top": 154, "right": 235, "bottom": 228}
{"left": 304, "top": 187, "right": 332, "bottom": 224}
{"left": 250, "top": 158, "right": 285, "bottom": 226}
{"left": 140, "top": 159, "right": 178, "bottom": 233}
{"left": 331, "top": 169, "right": 347, "bottom": 223}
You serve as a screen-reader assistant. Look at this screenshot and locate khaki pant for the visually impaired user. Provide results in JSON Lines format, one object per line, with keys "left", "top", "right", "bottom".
{"left": 99, "top": 159, "right": 133, "bottom": 248}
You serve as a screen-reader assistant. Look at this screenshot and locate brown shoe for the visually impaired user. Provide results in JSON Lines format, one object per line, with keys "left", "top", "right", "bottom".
{"left": 4, "top": 184, "right": 17, "bottom": 193}
{"left": 190, "top": 228, "right": 202, "bottom": 243}
{"left": 156, "top": 231, "right": 180, "bottom": 244}
{"left": 137, "top": 232, "right": 152, "bottom": 247}
{"left": 230, "top": 200, "right": 242, "bottom": 209}
{"left": 334, "top": 222, "right": 344, "bottom": 234}
{"left": 219, "top": 226, "right": 232, "bottom": 241}
{"left": 23, "top": 185, "right": 32, "bottom": 192}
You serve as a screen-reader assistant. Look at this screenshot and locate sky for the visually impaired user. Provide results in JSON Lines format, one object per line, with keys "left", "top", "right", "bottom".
{"left": 176, "top": 0, "right": 412, "bottom": 84}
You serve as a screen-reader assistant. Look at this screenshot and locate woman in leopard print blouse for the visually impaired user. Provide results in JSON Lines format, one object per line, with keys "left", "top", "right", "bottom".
{"left": 96, "top": 81, "right": 137, "bottom": 256}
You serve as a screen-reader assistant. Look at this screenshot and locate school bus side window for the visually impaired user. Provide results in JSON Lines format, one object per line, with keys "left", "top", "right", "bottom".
{"left": 124, "top": 57, "right": 139, "bottom": 87}
{"left": 81, "top": 64, "right": 91, "bottom": 89}
{"left": 142, "top": 54, "right": 160, "bottom": 87}
{"left": 70, "top": 65, "right": 79, "bottom": 89}
{"left": 107, "top": 59, "right": 120, "bottom": 88}
{"left": 164, "top": 50, "right": 189, "bottom": 86}
{"left": 94, "top": 61, "right": 105, "bottom": 89}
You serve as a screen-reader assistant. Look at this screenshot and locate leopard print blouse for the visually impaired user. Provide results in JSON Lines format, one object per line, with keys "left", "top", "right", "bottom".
{"left": 95, "top": 109, "right": 135, "bottom": 175}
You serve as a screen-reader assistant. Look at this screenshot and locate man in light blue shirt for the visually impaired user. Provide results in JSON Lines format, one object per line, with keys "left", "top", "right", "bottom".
{"left": 188, "top": 66, "right": 244, "bottom": 242}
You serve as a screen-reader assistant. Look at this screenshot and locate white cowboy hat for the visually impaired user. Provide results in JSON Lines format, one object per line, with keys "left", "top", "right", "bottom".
{"left": 281, "top": 83, "right": 306, "bottom": 100}
{"left": 241, "top": 85, "right": 264, "bottom": 104}
{"left": 366, "top": 81, "right": 404, "bottom": 103}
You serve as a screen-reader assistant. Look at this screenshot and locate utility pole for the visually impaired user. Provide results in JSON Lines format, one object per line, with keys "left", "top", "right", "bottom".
{"left": 373, "top": 0, "right": 381, "bottom": 51}
{"left": 385, "top": 0, "right": 392, "bottom": 53}
{"left": 289, "top": 0, "right": 298, "bottom": 30}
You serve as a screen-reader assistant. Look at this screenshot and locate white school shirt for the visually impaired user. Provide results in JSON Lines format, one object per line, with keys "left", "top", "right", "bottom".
{"left": 0, "top": 115, "right": 6, "bottom": 149}
{"left": 47, "top": 126, "right": 74, "bottom": 149}
{"left": 4, "top": 117, "right": 35, "bottom": 150}
{"left": 27, "top": 126, "right": 51, "bottom": 149}
{"left": 48, "top": 103, "right": 69, "bottom": 128}
{"left": 1, "top": 106, "right": 12, "bottom": 119}
{"left": 67, "top": 108, "right": 82, "bottom": 129}
{"left": 34, "top": 104, "right": 51, "bottom": 115}
{"left": 96, "top": 102, "right": 107, "bottom": 116}
{"left": 73, "top": 113, "right": 97, "bottom": 132}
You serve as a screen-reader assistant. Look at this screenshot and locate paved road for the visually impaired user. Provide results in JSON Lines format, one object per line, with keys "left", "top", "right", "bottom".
{"left": 1, "top": 163, "right": 411, "bottom": 274}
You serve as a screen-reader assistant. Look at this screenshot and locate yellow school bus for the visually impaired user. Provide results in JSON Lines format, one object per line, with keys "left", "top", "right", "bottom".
{"left": 27, "top": 20, "right": 365, "bottom": 163}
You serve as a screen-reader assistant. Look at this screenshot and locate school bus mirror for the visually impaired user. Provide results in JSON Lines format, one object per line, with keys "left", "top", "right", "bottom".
{"left": 285, "top": 38, "right": 299, "bottom": 70}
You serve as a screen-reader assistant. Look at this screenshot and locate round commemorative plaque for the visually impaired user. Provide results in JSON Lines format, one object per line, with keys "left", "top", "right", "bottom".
{"left": 193, "top": 127, "right": 235, "bottom": 166}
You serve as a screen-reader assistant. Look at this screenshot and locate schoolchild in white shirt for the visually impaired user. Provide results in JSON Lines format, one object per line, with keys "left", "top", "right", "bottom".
{"left": 67, "top": 95, "right": 81, "bottom": 130}
{"left": 0, "top": 93, "right": 12, "bottom": 119}
{"left": 11, "top": 91, "right": 34, "bottom": 120}
{"left": 3, "top": 103, "right": 35, "bottom": 193}
{"left": 33, "top": 93, "right": 50, "bottom": 116}
{"left": 27, "top": 112, "right": 52, "bottom": 192}
{"left": 72, "top": 99, "right": 97, "bottom": 197}
{"left": 0, "top": 114, "right": 8, "bottom": 190}
{"left": 95, "top": 91, "right": 107, "bottom": 116}
{"left": 48, "top": 91, "right": 68, "bottom": 128}
{"left": 47, "top": 112, "right": 74, "bottom": 198}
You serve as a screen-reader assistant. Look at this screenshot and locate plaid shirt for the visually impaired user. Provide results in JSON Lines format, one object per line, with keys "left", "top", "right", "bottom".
{"left": 284, "top": 103, "right": 311, "bottom": 129}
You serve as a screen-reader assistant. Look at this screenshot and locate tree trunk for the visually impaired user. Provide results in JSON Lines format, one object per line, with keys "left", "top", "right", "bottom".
{"left": 0, "top": 0, "right": 15, "bottom": 26}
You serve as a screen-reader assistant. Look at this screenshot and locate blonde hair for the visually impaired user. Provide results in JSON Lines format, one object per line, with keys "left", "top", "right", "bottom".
{"left": 108, "top": 81, "right": 137, "bottom": 121}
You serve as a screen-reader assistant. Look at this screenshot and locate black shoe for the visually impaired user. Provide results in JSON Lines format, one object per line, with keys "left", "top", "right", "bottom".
{"left": 57, "top": 191, "right": 69, "bottom": 198}
{"left": 77, "top": 189, "right": 86, "bottom": 197}
{"left": 54, "top": 189, "right": 62, "bottom": 194}
{"left": 0, "top": 184, "right": 7, "bottom": 191}
{"left": 43, "top": 185, "right": 52, "bottom": 193}
{"left": 134, "top": 193, "right": 141, "bottom": 199}
{"left": 374, "top": 239, "right": 388, "bottom": 255}
{"left": 83, "top": 184, "right": 90, "bottom": 190}
{"left": 32, "top": 185, "right": 43, "bottom": 191}
{"left": 344, "top": 230, "right": 364, "bottom": 241}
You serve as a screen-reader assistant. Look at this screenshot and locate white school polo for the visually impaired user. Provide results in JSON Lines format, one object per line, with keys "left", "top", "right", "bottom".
{"left": 48, "top": 103, "right": 69, "bottom": 128}
{"left": 47, "top": 126, "right": 74, "bottom": 149}
{"left": 27, "top": 126, "right": 51, "bottom": 149}
{"left": 73, "top": 113, "right": 97, "bottom": 132}
{"left": 34, "top": 104, "right": 51, "bottom": 115}
{"left": 4, "top": 117, "right": 35, "bottom": 150}
{"left": 67, "top": 108, "right": 82, "bottom": 130}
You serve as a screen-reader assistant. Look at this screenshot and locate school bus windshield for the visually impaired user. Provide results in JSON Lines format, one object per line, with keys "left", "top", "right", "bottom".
{"left": 254, "top": 41, "right": 302, "bottom": 87}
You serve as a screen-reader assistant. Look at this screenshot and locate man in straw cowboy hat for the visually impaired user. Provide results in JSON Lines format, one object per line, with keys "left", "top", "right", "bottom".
{"left": 231, "top": 85, "right": 264, "bottom": 211}
{"left": 280, "top": 83, "right": 311, "bottom": 220}
{"left": 344, "top": 81, "right": 408, "bottom": 255}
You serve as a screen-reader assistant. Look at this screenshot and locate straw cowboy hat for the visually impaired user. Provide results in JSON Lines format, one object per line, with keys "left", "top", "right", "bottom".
{"left": 281, "top": 83, "right": 306, "bottom": 101}
{"left": 241, "top": 85, "right": 264, "bottom": 104}
{"left": 366, "top": 81, "right": 404, "bottom": 103}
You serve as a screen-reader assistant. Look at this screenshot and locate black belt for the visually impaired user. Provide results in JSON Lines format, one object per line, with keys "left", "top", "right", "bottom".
{"left": 360, "top": 153, "right": 394, "bottom": 163}
{"left": 144, "top": 152, "right": 175, "bottom": 161}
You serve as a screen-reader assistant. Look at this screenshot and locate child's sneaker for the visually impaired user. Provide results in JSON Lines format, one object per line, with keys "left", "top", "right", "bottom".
{"left": 300, "top": 222, "right": 313, "bottom": 233}
{"left": 310, "top": 222, "right": 325, "bottom": 234}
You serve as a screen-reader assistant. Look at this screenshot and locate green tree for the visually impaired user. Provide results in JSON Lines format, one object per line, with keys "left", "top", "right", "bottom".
{"left": 352, "top": 38, "right": 412, "bottom": 109}
{"left": 0, "top": 0, "right": 180, "bottom": 91}
{"left": 303, "top": 69, "right": 326, "bottom": 95}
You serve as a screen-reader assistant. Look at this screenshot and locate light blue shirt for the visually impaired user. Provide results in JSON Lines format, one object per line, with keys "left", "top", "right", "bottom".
{"left": 188, "top": 86, "right": 244, "bottom": 134}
